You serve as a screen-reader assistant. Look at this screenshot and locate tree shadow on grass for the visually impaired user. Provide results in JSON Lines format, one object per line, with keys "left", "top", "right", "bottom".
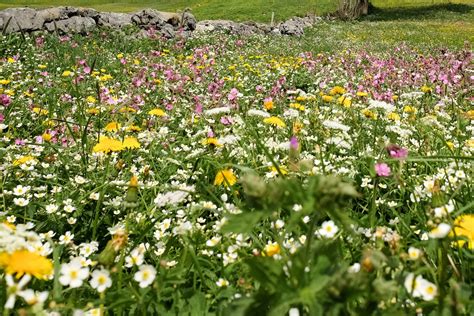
{"left": 363, "top": 3, "right": 473, "bottom": 22}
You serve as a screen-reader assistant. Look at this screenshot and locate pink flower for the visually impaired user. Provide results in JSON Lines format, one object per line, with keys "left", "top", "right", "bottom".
{"left": 228, "top": 88, "right": 240, "bottom": 101}
{"left": 375, "top": 163, "right": 391, "bottom": 177}
{"left": 0, "top": 94, "right": 11, "bottom": 106}
{"left": 386, "top": 144, "right": 408, "bottom": 159}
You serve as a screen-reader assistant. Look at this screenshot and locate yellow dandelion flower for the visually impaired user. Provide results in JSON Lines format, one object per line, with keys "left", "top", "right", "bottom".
{"left": 356, "top": 91, "right": 368, "bottom": 97}
{"left": 451, "top": 214, "right": 474, "bottom": 249}
{"left": 214, "top": 169, "right": 237, "bottom": 187}
{"left": 13, "top": 156, "right": 36, "bottom": 166}
{"left": 7, "top": 57, "right": 16, "bottom": 63}
{"left": 92, "top": 136, "right": 124, "bottom": 153}
{"left": 87, "top": 108, "right": 100, "bottom": 115}
{"left": 337, "top": 96, "right": 352, "bottom": 108}
{"left": 122, "top": 137, "right": 140, "bottom": 149}
{"left": 329, "top": 86, "right": 346, "bottom": 96}
{"left": 86, "top": 96, "right": 97, "bottom": 104}
{"left": 99, "top": 74, "right": 113, "bottom": 82}
{"left": 148, "top": 108, "right": 166, "bottom": 117}
{"left": 263, "top": 116, "right": 286, "bottom": 128}
{"left": 104, "top": 122, "right": 120, "bottom": 132}
{"left": 0, "top": 79, "right": 10, "bottom": 85}
{"left": 263, "top": 100, "right": 274, "bottom": 110}
{"left": 203, "top": 138, "right": 222, "bottom": 147}
{"left": 62, "top": 70, "right": 72, "bottom": 77}
{"left": 118, "top": 107, "right": 136, "bottom": 113}
{"left": 117, "top": 53, "right": 124, "bottom": 59}
{"left": 387, "top": 112, "right": 401, "bottom": 121}
{"left": 38, "top": 64, "right": 47, "bottom": 69}
{"left": 421, "top": 85, "right": 432, "bottom": 93}
{"left": 32, "top": 107, "right": 49, "bottom": 115}
{"left": 403, "top": 105, "right": 417, "bottom": 114}
{"left": 322, "top": 95, "right": 334, "bottom": 103}
{"left": 465, "top": 110, "right": 474, "bottom": 120}
{"left": 127, "top": 125, "right": 142, "bottom": 132}
{"left": 361, "top": 109, "right": 378, "bottom": 120}
{"left": 0, "top": 250, "right": 53, "bottom": 279}
{"left": 290, "top": 103, "right": 305, "bottom": 111}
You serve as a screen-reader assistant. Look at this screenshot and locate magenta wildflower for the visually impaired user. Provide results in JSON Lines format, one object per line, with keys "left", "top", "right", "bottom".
{"left": 386, "top": 145, "right": 408, "bottom": 159}
{"left": 0, "top": 94, "right": 11, "bottom": 106}
{"left": 375, "top": 163, "right": 391, "bottom": 177}
{"left": 290, "top": 136, "right": 299, "bottom": 150}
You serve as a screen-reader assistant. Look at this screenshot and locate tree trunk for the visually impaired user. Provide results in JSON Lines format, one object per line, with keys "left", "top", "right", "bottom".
{"left": 337, "top": 0, "right": 369, "bottom": 20}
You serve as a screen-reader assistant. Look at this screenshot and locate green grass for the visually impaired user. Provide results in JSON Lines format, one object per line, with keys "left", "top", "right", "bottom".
{"left": 0, "top": 0, "right": 472, "bottom": 22}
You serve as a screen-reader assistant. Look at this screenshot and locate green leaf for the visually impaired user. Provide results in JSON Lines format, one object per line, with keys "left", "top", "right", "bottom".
{"left": 221, "top": 211, "right": 265, "bottom": 234}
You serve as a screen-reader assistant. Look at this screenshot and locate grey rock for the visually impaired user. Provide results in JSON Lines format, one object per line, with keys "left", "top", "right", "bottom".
{"left": 278, "top": 18, "right": 305, "bottom": 36}
{"left": 181, "top": 12, "right": 196, "bottom": 31}
{"left": 98, "top": 12, "right": 133, "bottom": 28}
{"left": 0, "top": 8, "right": 44, "bottom": 33}
{"left": 131, "top": 9, "right": 166, "bottom": 27}
{"left": 160, "top": 23, "right": 175, "bottom": 38}
{"left": 44, "top": 16, "right": 96, "bottom": 34}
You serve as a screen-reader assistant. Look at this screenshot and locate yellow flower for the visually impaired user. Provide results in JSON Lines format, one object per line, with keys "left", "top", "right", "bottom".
{"left": 263, "top": 116, "right": 286, "bottom": 128}
{"left": 119, "top": 107, "right": 136, "bottom": 113}
{"left": 263, "top": 242, "right": 280, "bottom": 257}
{"left": 99, "top": 74, "right": 113, "bottom": 82}
{"left": 322, "top": 95, "right": 334, "bottom": 103}
{"left": 263, "top": 100, "right": 274, "bottom": 110}
{"left": 337, "top": 96, "right": 352, "bottom": 108}
{"left": 92, "top": 136, "right": 124, "bottom": 153}
{"left": 13, "top": 156, "right": 36, "bottom": 166}
{"left": 7, "top": 57, "right": 16, "bottom": 63}
{"left": 466, "top": 139, "right": 474, "bottom": 148}
{"left": 0, "top": 79, "right": 10, "bottom": 85}
{"left": 127, "top": 125, "right": 142, "bottom": 132}
{"left": 203, "top": 138, "right": 222, "bottom": 147}
{"left": 387, "top": 112, "right": 401, "bottom": 121}
{"left": 117, "top": 53, "right": 124, "bottom": 59}
{"left": 38, "top": 64, "right": 47, "bottom": 69}
{"left": 86, "top": 96, "right": 97, "bottom": 104}
{"left": 62, "top": 70, "right": 72, "bottom": 77}
{"left": 356, "top": 91, "right": 368, "bottom": 97}
{"left": 403, "top": 105, "right": 417, "bottom": 114}
{"left": 42, "top": 133, "right": 52, "bottom": 142}
{"left": 465, "top": 110, "right": 474, "bottom": 120}
{"left": 361, "top": 109, "right": 377, "bottom": 119}
{"left": 104, "top": 122, "right": 120, "bottom": 132}
{"left": 421, "top": 85, "right": 432, "bottom": 93}
{"left": 122, "top": 137, "right": 140, "bottom": 149}
{"left": 392, "top": 95, "right": 399, "bottom": 101}
{"left": 87, "top": 108, "right": 100, "bottom": 115}
{"left": 214, "top": 169, "right": 237, "bottom": 187}
{"left": 148, "top": 108, "right": 166, "bottom": 117}
{"left": 329, "top": 86, "right": 346, "bottom": 95}
{"left": 269, "top": 166, "right": 288, "bottom": 175}
{"left": 446, "top": 141, "right": 454, "bottom": 150}
{"left": 290, "top": 103, "right": 305, "bottom": 111}
{"left": 32, "top": 107, "right": 49, "bottom": 115}
{"left": 0, "top": 250, "right": 53, "bottom": 279}
{"left": 451, "top": 214, "right": 474, "bottom": 249}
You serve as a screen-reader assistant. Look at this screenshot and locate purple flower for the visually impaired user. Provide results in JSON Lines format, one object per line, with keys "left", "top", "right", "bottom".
{"left": 0, "top": 94, "right": 11, "bottom": 106}
{"left": 386, "top": 144, "right": 408, "bottom": 159}
{"left": 227, "top": 88, "right": 240, "bottom": 101}
{"left": 375, "top": 163, "right": 391, "bottom": 177}
{"left": 290, "top": 136, "right": 299, "bottom": 151}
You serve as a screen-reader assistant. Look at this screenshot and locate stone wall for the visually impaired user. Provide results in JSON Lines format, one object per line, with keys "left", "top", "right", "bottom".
{"left": 0, "top": 6, "right": 321, "bottom": 38}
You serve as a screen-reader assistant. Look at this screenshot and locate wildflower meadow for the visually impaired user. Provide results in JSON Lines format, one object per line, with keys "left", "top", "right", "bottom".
{"left": 0, "top": 5, "right": 473, "bottom": 315}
